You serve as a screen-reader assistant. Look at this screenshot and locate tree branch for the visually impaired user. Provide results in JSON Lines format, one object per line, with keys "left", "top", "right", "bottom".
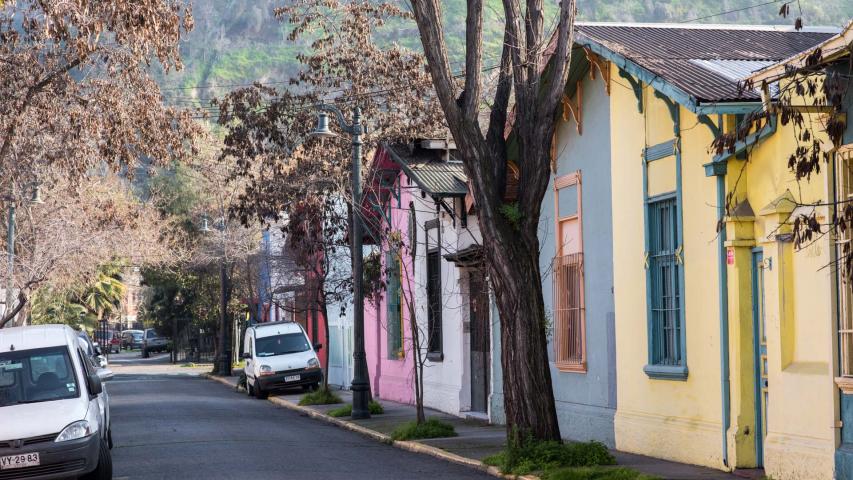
{"left": 463, "top": 0, "right": 483, "bottom": 119}
{"left": 0, "top": 292, "right": 29, "bottom": 329}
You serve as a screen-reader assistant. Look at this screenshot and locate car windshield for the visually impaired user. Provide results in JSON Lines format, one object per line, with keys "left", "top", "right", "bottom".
{"left": 255, "top": 333, "right": 310, "bottom": 357}
{"left": 0, "top": 346, "right": 80, "bottom": 407}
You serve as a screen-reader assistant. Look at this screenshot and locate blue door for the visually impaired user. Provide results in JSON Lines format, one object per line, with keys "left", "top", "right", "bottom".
{"left": 752, "top": 249, "right": 768, "bottom": 467}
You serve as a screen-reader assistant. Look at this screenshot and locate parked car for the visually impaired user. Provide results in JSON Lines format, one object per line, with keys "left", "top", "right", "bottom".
{"left": 78, "top": 331, "right": 108, "bottom": 369}
{"left": 141, "top": 329, "right": 169, "bottom": 358}
{"left": 92, "top": 330, "right": 119, "bottom": 354}
{"left": 0, "top": 324, "right": 113, "bottom": 479}
{"left": 120, "top": 330, "right": 143, "bottom": 350}
{"left": 242, "top": 321, "right": 323, "bottom": 399}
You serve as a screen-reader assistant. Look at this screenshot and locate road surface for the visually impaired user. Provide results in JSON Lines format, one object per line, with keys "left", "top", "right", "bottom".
{"left": 107, "top": 353, "right": 492, "bottom": 480}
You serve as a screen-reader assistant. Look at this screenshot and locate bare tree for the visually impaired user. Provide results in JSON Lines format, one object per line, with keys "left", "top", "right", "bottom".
{"left": 408, "top": 0, "right": 578, "bottom": 441}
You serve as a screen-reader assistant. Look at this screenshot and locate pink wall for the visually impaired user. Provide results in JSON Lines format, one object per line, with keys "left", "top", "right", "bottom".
{"left": 364, "top": 148, "right": 415, "bottom": 405}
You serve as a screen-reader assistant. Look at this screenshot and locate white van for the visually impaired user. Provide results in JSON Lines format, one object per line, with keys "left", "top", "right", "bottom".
{"left": 0, "top": 325, "right": 113, "bottom": 479}
{"left": 242, "top": 321, "right": 323, "bottom": 399}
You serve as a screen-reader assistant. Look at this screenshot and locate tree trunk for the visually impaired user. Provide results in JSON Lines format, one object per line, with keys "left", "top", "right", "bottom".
{"left": 489, "top": 227, "right": 560, "bottom": 442}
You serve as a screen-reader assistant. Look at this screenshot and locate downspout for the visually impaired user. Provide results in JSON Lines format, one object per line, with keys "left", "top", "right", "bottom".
{"left": 717, "top": 169, "right": 731, "bottom": 469}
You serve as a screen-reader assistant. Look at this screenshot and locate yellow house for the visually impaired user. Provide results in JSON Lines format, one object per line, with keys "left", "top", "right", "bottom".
{"left": 572, "top": 23, "right": 838, "bottom": 478}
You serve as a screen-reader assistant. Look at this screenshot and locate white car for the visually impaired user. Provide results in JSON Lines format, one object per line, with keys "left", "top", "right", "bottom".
{"left": 243, "top": 321, "right": 323, "bottom": 399}
{"left": 0, "top": 324, "right": 113, "bottom": 479}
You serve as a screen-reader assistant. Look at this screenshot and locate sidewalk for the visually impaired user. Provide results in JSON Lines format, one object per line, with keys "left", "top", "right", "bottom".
{"left": 204, "top": 373, "right": 739, "bottom": 480}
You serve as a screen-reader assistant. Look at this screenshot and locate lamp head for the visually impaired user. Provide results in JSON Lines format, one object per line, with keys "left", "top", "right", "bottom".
{"left": 29, "top": 185, "right": 44, "bottom": 205}
{"left": 311, "top": 112, "right": 337, "bottom": 138}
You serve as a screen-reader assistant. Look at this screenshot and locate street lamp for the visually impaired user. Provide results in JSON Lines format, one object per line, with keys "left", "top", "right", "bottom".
{"left": 201, "top": 214, "right": 232, "bottom": 377}
{"left": 311, "top": 105, "right": 371, "bottom": 420}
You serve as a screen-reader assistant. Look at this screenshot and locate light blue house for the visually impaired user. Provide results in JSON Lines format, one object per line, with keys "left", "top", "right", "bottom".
{"left": 491, "top": 46, "right": 617, "bottom": 445}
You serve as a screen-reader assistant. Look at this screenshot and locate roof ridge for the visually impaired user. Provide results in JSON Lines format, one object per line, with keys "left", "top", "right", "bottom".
{"left": 576, "top": 21, "right": 840, "bottom": 34}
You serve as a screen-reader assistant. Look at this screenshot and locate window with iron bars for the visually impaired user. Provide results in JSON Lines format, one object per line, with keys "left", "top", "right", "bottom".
{"left": 648, "top": 195, "right": 683, "bottom": 367}
{"left": 836, "top": 147, "right": 853, "bottom": 377}
{"left": 553, "top": 252, "right": 585, "bottom": 370}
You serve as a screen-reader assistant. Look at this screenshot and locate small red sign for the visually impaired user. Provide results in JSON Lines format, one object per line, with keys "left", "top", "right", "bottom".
{"left": 726, "top": 248, "right": 735, "bottom": 265}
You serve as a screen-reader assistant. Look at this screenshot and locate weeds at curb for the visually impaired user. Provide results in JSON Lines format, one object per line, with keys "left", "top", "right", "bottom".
{"left": 391, "top": 418, "right": 457, "bottom": 441}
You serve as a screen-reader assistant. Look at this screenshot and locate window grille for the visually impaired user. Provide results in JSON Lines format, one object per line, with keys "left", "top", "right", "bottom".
{"left": 648, "top": 196, "right": 683, "bottom": 366}
{"left": 837, "top": 148, "right": 853, "bottom": 376}
{"left": 553, "top": 252, "right": 585, "bottom": 369}
{"left": 386, "top": 250, "right": 403, "bottom": 359}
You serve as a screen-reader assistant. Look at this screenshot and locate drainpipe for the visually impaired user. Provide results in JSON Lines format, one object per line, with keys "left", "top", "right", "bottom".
{"left": 704, "top": 114, "right": 730, "bottom": 469}
{"left": 717, "top": 170, "right": 731, "bottom": 469}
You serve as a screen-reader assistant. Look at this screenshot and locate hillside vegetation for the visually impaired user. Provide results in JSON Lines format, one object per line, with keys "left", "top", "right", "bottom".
{"left": 158, "top": 0, "right": 853, "bottom": 107}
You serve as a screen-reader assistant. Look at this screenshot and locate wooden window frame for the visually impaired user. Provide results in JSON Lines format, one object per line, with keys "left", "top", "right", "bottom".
{"left": 553, "top": 171, "right": 586, "bottom": 373}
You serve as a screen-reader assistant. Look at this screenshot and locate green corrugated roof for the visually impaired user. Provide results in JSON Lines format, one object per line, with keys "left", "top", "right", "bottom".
{"left": 384, "top": 143, "right": 468, "bottom": 197}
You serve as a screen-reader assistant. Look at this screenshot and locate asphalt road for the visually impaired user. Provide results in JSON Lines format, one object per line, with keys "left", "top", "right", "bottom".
{"left": 107, "top": 357, "right": 493, "bottom": 480}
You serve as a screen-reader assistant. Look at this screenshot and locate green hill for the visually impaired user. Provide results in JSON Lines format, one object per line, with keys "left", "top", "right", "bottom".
{"left": 158, "top": 0, "right": 853, "bottom": 107}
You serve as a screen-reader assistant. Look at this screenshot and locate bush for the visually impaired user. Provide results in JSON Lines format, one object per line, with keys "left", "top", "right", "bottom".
{"left": 483, "top": 440, "right": 616, "bottom": 476}
{"left": 298, "top": 388, "right": 343, "bottom": 406}
{"left": 327, "top": 400, "right": 384, "bottom": 418}
{"left": 391, "top": 418, "right": 457, "bottom": 441}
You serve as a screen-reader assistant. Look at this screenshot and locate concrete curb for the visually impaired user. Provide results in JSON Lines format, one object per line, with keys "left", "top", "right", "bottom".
{"left": 201, "top": 373, "right": 537, "bottom": 480}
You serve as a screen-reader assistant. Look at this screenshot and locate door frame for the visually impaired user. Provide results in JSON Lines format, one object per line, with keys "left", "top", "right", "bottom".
{"left": 751, "top": 247, "right": 767, "bottom": 467}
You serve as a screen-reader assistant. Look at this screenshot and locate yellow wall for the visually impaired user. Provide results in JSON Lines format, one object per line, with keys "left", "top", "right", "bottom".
{"left": 727, "top": 112, "right": 837, "bottom": 479}
{"left": 610, "top": 67, "right": 837, "bottom": 478}
{"left": 611, "top": 78, "right": 724, "bottom": 468}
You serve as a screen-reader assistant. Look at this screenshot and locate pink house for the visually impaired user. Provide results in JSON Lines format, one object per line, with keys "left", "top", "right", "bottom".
{"left": 363, "top": 145, "right": 416, "bottom": 404}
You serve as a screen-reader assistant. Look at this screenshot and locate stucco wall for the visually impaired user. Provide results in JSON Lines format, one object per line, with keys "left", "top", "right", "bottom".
{"left": 611, "top": 80, "right": 725, "bottom": 468}
{"left": 538, "top": 68, "right": 617, "bottom": 447}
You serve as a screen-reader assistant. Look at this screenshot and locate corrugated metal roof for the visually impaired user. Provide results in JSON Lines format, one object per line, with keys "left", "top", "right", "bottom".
{"left": 384, "top": 143, "right": 468, "bottom": 197}
{"left": 576, "top": 23, "right": 836, "bottom": 102}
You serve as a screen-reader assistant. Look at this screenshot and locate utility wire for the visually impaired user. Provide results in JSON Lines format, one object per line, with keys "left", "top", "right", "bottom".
{"left": 679, "top": 0, "right": 787, "bottom": 23}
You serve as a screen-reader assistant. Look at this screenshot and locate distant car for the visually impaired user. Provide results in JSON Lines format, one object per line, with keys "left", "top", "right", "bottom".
{"left": 120, "top": 330, "right": 143, "bottom": 350}
{"left": 0, "top": 324, "right": 113, "bottom": 480}
{"left": 92, "top": 330, "right": 119, "bottom": 354}
{"left": 242, "top": 321, "right": 323, "bottom": 399}
{"left": 141, "top": 329, "right": 168, "bottom": 358}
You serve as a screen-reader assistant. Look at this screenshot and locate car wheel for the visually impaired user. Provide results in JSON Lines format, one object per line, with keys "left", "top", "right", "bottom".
{"left": 81, "top": 439, "right": 112, "bottom": 480}
{"left": 107, "top": 428, "right": 113, "bottom": 450}
{"left": 141, "top": 348, "right": 149, "bottom": 358}
{"left": 247, "top": 379, "right": 254, "bottom": 397}
{"left": 254, "top": 383, "right": 268, "bottom": 400}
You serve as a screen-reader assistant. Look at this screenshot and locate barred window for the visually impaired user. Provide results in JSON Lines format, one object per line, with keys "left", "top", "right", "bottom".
{"left": 554, "top": 172, "right": 586, "bottom": 372}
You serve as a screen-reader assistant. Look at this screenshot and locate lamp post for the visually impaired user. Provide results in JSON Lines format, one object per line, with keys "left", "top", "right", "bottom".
{"left": 311, "top": 105, "right": 370, "bottom": 419}
{"left": 2, "top": 184, "right": 43, "bottom": 328}
{"left": 202, "top": 215, "right": 231, "bottom": 376}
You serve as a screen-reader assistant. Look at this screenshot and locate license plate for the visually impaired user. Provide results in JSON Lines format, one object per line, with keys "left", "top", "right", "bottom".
{"left": 284, "top": 375, "right": 300, "bottom": 382}
{"left": 0, "top": 452, "right": 40, "bottom": 470}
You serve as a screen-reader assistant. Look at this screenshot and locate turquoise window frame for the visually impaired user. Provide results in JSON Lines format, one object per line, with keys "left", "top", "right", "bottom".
{"left": 642, "top": 127, "right": 688, "bottom": 381}
{"left": 386, "top": 249, "right": 403, "bottom": 359}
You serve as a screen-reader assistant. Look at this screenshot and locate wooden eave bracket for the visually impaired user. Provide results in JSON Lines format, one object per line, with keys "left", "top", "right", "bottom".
{"left": 561, "top": 81, "right": 583, "bottom": 136}
{"left": 618, "top": 68, "right": 643, "bottom": 113}
{"left": 583, "top": 47, "right": 610, "bottom": 96}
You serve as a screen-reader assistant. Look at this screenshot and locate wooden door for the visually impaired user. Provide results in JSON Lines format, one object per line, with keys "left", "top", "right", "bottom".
{"left": 469, "top": 269, "right": 490, "bottom": 413}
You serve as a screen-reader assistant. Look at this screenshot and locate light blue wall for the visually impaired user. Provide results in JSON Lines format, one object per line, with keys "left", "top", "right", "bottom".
{"left": 488, "top": 60, "right": 616, "bottom": 444}
{"left": 538, "top": 66, "right": 617, "bottom": 447}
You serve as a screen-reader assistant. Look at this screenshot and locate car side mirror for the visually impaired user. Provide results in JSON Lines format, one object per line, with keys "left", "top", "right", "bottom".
{"left": 313, "top": 343, "right": 323, "bottom": 351}
{"left": 87, "top": 372, "right": 103, "bottom": 396}
{"left": 96, "top": 355, "right": 108, "bottom": 368}
{"left": 241, "top": 352, "right": 252, "bottom": 359}
{"left": 97, "top": 368, "right": 114, "bottom": 382}
{"left": 94, "top": 345, "right": 103, "bottom": 355}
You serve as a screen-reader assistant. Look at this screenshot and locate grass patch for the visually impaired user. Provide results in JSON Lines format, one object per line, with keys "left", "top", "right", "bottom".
{"left": 298, "top": 388, "right": 343, "bottom": 406}
{"left": 391, "top": 418, "right": 457, "bottom": 441}
{"left": 327, "top": 400, "right": 385, "bottom": 418}
{"left": 483, "top": 440, "right": 616, "bottom": 476}
{"left": 542, "top": 467, "right": 660, "bottom": 480}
